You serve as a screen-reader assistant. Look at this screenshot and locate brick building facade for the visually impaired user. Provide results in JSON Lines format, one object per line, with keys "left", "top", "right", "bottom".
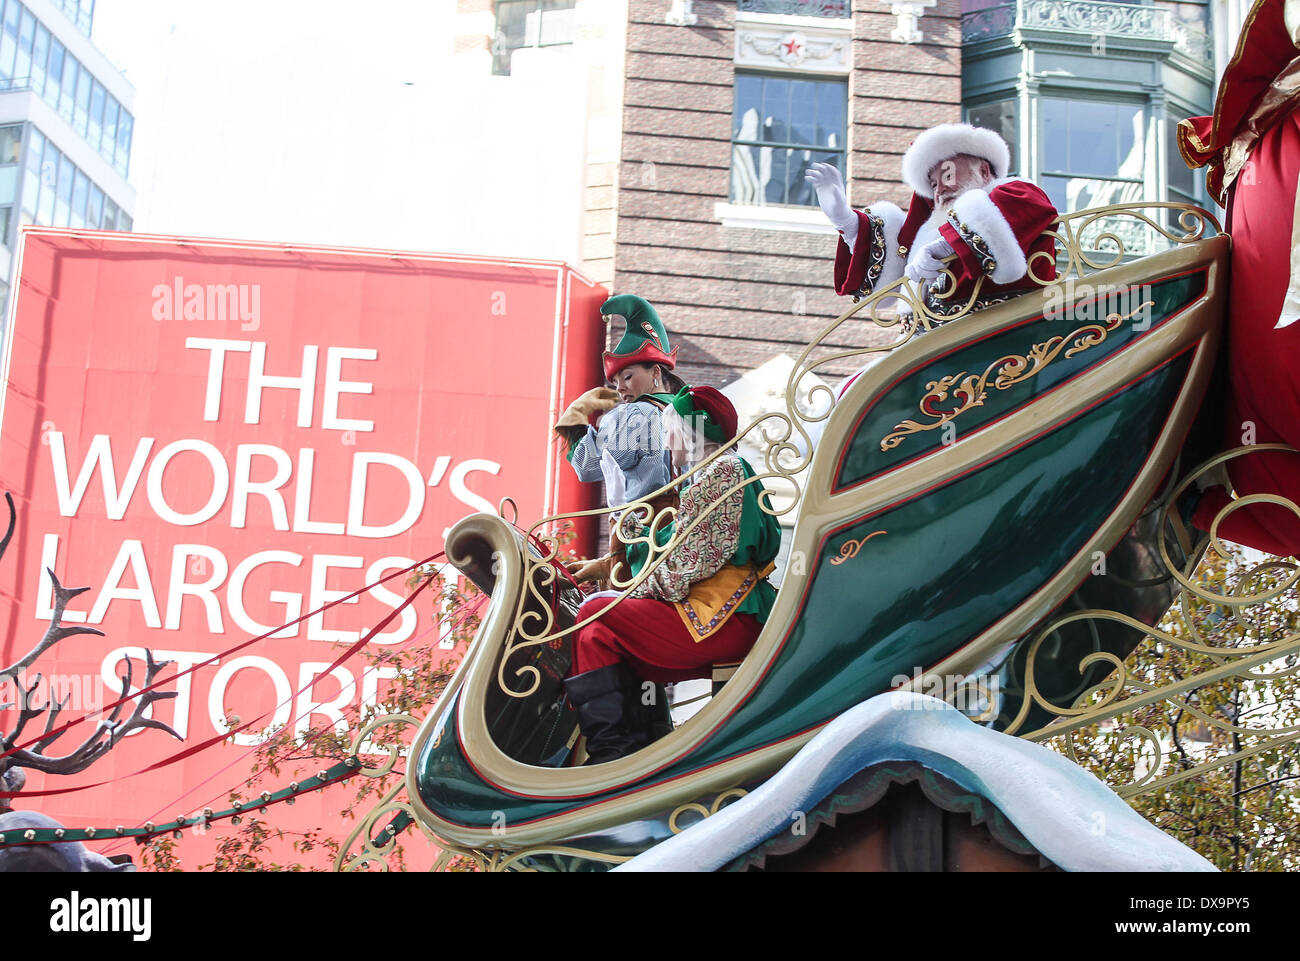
{"left": 613, "top": 0, "right": 964, "bottom": 389}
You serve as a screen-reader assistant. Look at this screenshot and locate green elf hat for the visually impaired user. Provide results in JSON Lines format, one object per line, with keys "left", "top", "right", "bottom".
{"left": 601, "top": 294, "right": 679, "bottom": 380}
{"left": 668, "top": 385, "right": 737, "bottom": 444}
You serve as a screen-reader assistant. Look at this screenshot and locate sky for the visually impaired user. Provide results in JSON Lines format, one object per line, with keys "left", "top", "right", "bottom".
{"left": 87, "top": 1, "right": 553, "bottom": 253}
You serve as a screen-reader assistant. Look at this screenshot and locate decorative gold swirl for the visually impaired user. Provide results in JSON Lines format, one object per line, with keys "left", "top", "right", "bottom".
{"left": 879, "top": 301, "right": 1152, "bottom": 452}
{"left": 999, "top": 446, "right": 1300, "bottom": 802}
{"left": 668, "top": 788, "right": 749, "bottom": 834}
{"left": 829, "top": 530, "right": 887, "bottom": 566}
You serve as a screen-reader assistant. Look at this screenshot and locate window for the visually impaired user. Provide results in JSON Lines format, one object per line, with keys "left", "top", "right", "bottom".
{"left": 71, "top": 169, "right": 88, "bottom": 227}
{"left": 45, "top": 37, "right": 63, "bottom": 104}
{"left": 58, "top": 53, "right": 76, "bottom": 122}
{"left": 968, "top": 100, "right": 1019, "bottom": 176}
{"left": 21, "top": 124, "right": 43, "bottom": 217}
{"left": 31, "top": 22, "right": 47, "bottom": 92}
{"left": 0, "top": 123, "right": 19, "bottom": 165}
{"left": 56, "top": 0, "right": 93, "bottom": 37}
{"left": 0, "top": 125, "right": 20, "bottom": 239}
{"left": 1166, "top": 115, "right": 1197, "bottom": 206}
{"left": 74, "top": 64, "right": 91, "bottom": 137}
{"left": 15, "top": 8, "right": 33, "bottom": 84}
{"left": 36, "top": 138, "right": 55, "bottom": 224}
{"left": 731, "top": 73, "right": 846, "bottom": 207}
{"left": 492, "top": 0, "right": 576, "bottom": 76}
{"left": 1040, "top": 97, "right": 1145, "bottom": 213}
{"left": 0, "top": 1, "right": 20, "bottom": 85}
{"left": 55, "top": 152, "right": 73, "bottom": 226}
{"left": 86, "top": 182, "right": 102, "bottom": 227}
{"left": 101, "top": 97, "right": 117, "bottom": 161}
{"left": 115, "top": 111, "right": 132, "bottom": 175}
{"left": 88, "top": 80, "right": 105, "bottom": 149}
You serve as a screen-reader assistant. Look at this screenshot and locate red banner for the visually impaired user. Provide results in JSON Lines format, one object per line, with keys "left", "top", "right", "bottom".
{"left": 0, "top": 229, "right": 604, "bottom": 867}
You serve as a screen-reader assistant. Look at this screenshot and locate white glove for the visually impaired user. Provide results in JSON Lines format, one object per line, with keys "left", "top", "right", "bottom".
{"left": 599, "top": 448, "right": 627, "bottom": 508}
{"left": 804, "top": 162, "right": 858, "bottom": 247}
{"left": 905, "top": 237, "right": 955, "bottom": 286}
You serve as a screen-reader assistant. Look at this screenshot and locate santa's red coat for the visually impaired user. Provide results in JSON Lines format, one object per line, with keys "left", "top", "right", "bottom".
{"left": 1188, "top": 111, "right": 1300, "bottom": 556}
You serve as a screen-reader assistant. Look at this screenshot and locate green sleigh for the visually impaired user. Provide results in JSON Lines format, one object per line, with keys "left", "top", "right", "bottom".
{"left": 393, "top": 204, "right": 1228, "bottom": 868}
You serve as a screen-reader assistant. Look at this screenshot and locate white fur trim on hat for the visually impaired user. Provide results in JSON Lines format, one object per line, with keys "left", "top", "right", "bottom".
{"left": 901, "top": 123, "right": 1012, "bottom": 199}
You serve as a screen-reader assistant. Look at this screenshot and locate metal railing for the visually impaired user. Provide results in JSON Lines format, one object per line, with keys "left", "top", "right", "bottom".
{"left": 962, "top": 0, "right": 1210, "bottom": 59}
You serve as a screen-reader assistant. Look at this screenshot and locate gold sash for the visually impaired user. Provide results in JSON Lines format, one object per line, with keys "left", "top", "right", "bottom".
{"left": 675, "top": 561, "right": 776, "bottom": 642}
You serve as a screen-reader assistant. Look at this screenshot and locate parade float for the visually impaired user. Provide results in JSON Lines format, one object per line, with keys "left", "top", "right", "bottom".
{"left": 5, "top": 0, "right": 1300, "bottom": 875}
{"left": 349, "top": 195, "right": 1229, "bottom": 872}
{"left": 336, "top": 0, "right": 1300, "bottom": 860}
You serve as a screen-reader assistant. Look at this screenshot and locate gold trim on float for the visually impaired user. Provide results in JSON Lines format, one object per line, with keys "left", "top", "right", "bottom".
{"left": 398, "top": 203, "right": 1228, "bottom": 851}
{"left": 880, "top": 300, "right": 1154, "bottom": 452}
{"left": 1003, "top": 444, "right": 1300, "bottom": 804}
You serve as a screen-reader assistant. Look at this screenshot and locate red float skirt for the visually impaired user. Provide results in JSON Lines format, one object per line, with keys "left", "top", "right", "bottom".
{"left": 571, "top": 594, "right": 762, "bottom": 684}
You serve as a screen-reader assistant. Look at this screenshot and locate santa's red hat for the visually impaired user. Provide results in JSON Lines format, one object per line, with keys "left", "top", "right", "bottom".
{"left": 902, "top": 123, "right": 1011, "bottom": 199}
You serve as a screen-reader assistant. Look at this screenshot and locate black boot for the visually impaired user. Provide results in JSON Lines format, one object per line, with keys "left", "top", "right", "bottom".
{"left": 564, "top": 666, "right": 642, "bottom": 764}
{"left": 631, "top": 681, "right": 674, "bottom": 746}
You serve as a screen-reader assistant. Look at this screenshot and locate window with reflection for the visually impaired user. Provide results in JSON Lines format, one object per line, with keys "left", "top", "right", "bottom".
{"left": 21, "top": 124, "right": 42, "bottom": 215}
{"left": 88, "top": 80, "right": 105, "bottom": 149}
{"left": 71, "top": 169, "right": 87, "bottom": 227}
{"left": 74, "top": 65, "right": 91, "bottom": 137}
{"left": 45, "top": 37, "right": 63, "bottom": 103}
{"left": 55, "top": 153, "right": 73, "bottom": 226}
{"left": 1166, "top": 115, "right": 1198, "bottom": 206}
{"left": 58, "top": 54, "right": 76, "bottom": 122}
{"left": 32, "top": 22, "right": 47, "bottom": 92}
{"left": 492, "top": 0, "right": 576, "bottom": 76}
{"left": 0, "top": 124, "right": 20, "bottom": 234}
{"left": 36, "top": 137, "right": 55, "bottom": 224}
{"left": 1040, "top": 97, "right": 1145, "bottom": 213}
{"left": 12, "top": 121, "right": 132, "bottom": 242}
{"left": 16, "top": 8, "right": 34, "bottom": 85}
{"left": 115, "top": 112, "right": 131, "bottom": 176}
{"left": 731, "top": 72, "right": 847, "bottom": 207}
{"left": 0, "top": 2, "right": 20, "bottom": 85}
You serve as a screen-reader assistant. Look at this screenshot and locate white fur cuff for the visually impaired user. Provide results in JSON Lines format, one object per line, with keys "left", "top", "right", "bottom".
{"left": 866, "top": 201, "right": 907, "bottom": 289}
{"left": 949, "top": 189, "right": 1027, "bottom": 284}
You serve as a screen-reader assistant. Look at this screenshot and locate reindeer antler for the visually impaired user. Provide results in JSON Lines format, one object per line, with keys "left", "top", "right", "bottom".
{"left": 3, "top": 650, "right": 182, "bottom": 777}
{"left": 2, "top": 491, "right": 184, "bottom": 784}
{"left": 0, "top": 569, "right": 105, "bottom": 685}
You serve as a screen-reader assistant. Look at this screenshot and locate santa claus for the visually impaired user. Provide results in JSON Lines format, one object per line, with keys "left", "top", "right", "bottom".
{"left": 806, "top": 123, "right": 1059, "bottom": 319}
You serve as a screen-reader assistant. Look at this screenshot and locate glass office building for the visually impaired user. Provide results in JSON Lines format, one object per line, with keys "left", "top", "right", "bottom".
{"left": 0, "top": 0, "right": 134, "bottom": 317}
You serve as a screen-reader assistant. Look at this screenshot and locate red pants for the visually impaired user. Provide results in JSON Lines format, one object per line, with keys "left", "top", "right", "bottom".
{"left": 570, "top": 595, "right": 762, "bottom": 684}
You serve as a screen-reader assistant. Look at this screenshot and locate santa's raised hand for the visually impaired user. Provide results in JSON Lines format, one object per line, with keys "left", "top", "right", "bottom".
{"left": 806, "top": 162, "right": 858, "bottom": 245}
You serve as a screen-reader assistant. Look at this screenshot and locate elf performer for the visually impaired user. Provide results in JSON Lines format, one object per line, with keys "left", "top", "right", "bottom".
{"left": 806, "top": 122, "right": 1059, "bottom": 322}
{"left": 553, "top": 295, "right": 682, "bottom": 519}
{"left": 563, "top": 387, "right": 782, "bottom": 764}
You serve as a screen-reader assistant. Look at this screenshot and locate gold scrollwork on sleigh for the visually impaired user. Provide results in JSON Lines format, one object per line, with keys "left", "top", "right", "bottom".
{"left": 879, "top": 300, "right": 1154, "bottom": 452}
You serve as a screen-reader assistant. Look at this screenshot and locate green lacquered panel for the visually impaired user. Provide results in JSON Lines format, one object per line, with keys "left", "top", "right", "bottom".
{"left": 670, "top": 351, "right": 1193, "bottom": 773}
{"left": 834, "top": 272, "right": 1204, "bottom": 490}
{"left": 416, "top": 353, "right": 1192, "bottom": 827}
